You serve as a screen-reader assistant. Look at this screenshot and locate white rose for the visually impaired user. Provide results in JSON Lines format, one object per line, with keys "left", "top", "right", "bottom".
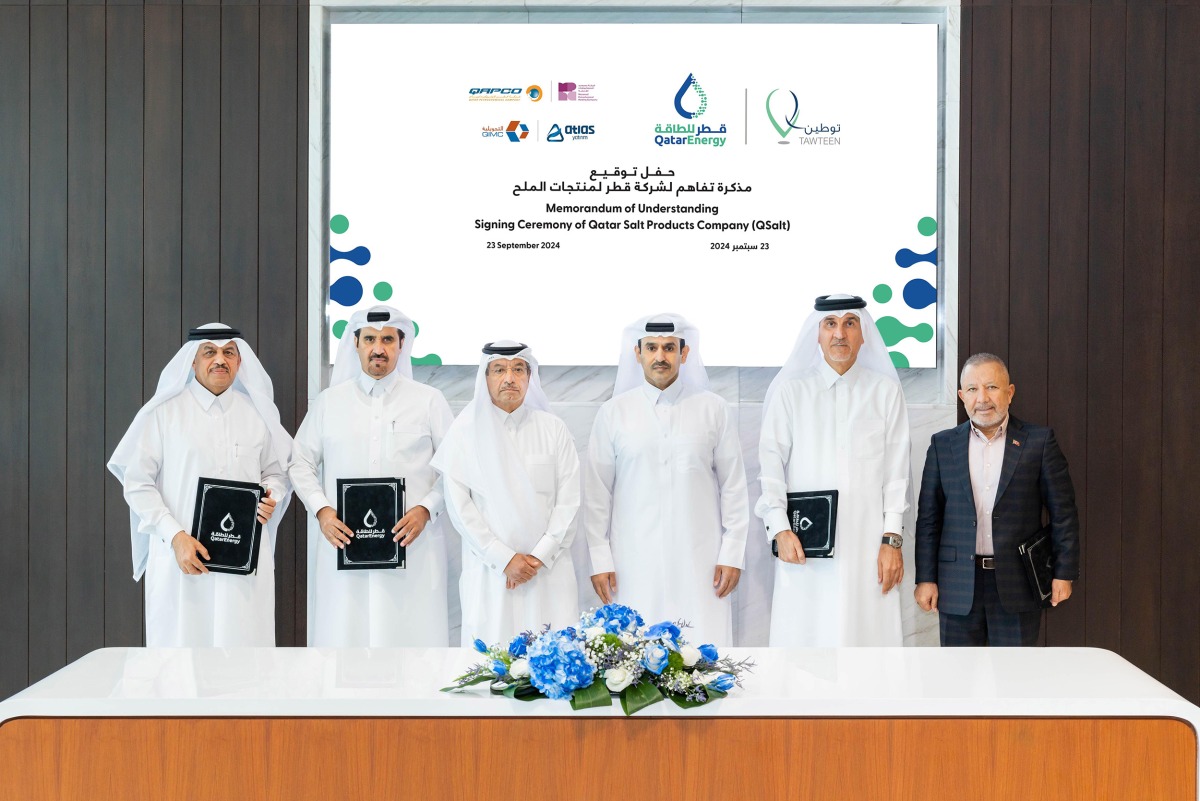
{"left": 680, "top": 645, "right": 702, "bottom": 668}
{"left": 605, "top": 667, "right": 634, "bottom": 692}
{"left": 509, "top": 658, "right": 530, "bottom": 678}
{"left": 584, "top": 626, "right": 605, "bottom": 641}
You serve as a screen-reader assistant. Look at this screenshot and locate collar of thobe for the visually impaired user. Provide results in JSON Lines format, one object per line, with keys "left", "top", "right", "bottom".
{"left": 491, "top": 399, "right": 531, "bottom": 430}
{"left": 818, "top": 358, "right": 862, "bottom": 389}
{"left": 640, "top": 376, "right": 686, "bottom": 406}
{"left": 969, "top": 414, "right": 1009, "bottom": 442}
{"left": 188, "top": 378, "right": 235, "bottom": 412}
{"left": 356, "top": 369, "right": 400, "bottom": 398}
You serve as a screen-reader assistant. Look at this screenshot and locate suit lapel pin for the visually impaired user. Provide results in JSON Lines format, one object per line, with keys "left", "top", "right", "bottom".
{"left": 1012, "top": 439, "right": 1021, "bottom": 447}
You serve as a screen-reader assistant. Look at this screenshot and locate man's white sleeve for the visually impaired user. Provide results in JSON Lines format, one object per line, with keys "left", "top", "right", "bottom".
{"left": 414, "top": 392, "right": 454, "bottom": 520}
{"left": 713, "top": 403, "right": 750, "bottom": 568}
{"left": 581, "top": 407, "right": 617, "bottom": 575}
{"left": 121, "top": 408, "right": 186, "bottom": 544}
{"left": 288, "top": 398, "right": 332, "bottom": 515}
{"left": 755, "top": 384, "right": 795, "bottom": 540}
{"left": 445, "top": 475, "right": 516, "bottom": 573}
{"left": 530, "top": 424, "right": 581, "bottom": 570}
{"left": 881, "top": 383, "right": 911, "bottom": 535}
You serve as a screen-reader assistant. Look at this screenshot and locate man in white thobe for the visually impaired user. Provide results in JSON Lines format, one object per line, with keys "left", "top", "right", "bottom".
{"left": 584, "top": 314, "right": 748, "bottom": 646}
{"left": 432, "top": 341, "right": 580, "bottom": 646}
{"left": 758, "top": 294, "right": 911, "bottom": 647}
{"left": 289, "top": 305, "right": 455, "bottom": 646}
{"left": 108, "top": 324, "right": 292, "bottom": 647}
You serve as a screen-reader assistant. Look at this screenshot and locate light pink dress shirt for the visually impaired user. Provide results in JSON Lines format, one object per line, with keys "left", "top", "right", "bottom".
{"left": 969, "top": 416, "right": 1008, "bottom": 556}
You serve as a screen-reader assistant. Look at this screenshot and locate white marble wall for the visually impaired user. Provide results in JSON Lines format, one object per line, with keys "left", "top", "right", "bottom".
{"left": 416, "top": 362, "right": 956, "bottom": 648}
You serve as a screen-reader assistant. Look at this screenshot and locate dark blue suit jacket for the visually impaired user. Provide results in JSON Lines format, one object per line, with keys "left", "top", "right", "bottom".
{"left": 915, "top": 416, "right": 1080, "bottom": 615}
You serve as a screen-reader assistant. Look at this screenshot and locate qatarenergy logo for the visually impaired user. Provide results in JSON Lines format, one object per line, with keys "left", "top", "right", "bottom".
{"left": 654, "top": 74, "right": 726, "bottom": 147}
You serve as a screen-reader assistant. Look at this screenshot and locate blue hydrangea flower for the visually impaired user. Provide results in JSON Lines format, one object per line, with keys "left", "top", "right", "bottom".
{"left": 473, "top": 638, "right": 488, "bottom": 654}
{"left": 526, "top": 628, "right": 595, "bottom": 700}
{"left": 698, "top": 643, "right": 719, "bottom": 662}
{"left": 508, "top": 635, "right": 528, "bottom": 657}
{"left": 642, "top": 643, "right": 669, "bottom": 675}
{"left": 707, "top": 673, "right": 736, "bottom": 692}
{"left": 581, "top": 604, "right": 645, "bottom": 635}
{"left": 645, "top": 622, "right": 682, "bottom": 651}
{"left": 491, "top": 660, "right": 508, "bottom": 677}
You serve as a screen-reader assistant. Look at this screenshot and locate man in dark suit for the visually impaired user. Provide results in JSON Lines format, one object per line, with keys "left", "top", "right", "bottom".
{"left": 915, "top": 353, "right": 1080, "bottom": 646}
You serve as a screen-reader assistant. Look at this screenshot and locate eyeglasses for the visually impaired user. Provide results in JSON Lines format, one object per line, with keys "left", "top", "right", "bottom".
{"left": 488, "top": 364, "right": 529, "bottom": 378}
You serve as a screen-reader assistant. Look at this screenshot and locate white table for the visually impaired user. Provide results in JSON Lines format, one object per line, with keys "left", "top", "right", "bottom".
{"left": 2, "top": 646, "right": 1195, "bottom": 800}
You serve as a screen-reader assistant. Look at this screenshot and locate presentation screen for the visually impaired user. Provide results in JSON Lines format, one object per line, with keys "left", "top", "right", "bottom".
{"left": 328, "top": 22, "right": 939, "bottom": 367}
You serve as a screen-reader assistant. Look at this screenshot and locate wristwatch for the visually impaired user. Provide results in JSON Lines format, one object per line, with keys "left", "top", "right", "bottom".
{"left": 881, "top": 534, "right": 903, "bottom": 549}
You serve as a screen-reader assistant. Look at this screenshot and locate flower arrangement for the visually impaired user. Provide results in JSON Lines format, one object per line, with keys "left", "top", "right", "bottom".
{"left": 442, "top": 604, "right": 753, "bottom": 715}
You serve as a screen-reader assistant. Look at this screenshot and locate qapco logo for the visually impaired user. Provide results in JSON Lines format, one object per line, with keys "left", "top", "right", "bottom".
{"left": 469, "top": 87, "right": 522, "bottom": 102}
{"left": 526, "top": 85, "right": 543, "bottom": 101}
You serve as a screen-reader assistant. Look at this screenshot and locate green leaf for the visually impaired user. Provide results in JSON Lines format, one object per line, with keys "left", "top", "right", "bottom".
{"left": 666, "top": 686, "right": 725, "bottom": 709}
{"left": 440, "top": 673, "right": 496, "bottom": 692}
{"left": 667, "top": 651, "right": 685, "bottom": 671}
{"left": 569, "top": 680, "right": 613, "bottom": 711}
{"left": 602, "top": 633, "right": 624, "bottom": 649}
{"left": 620, "top": 681, "right": 664, "bottom": 716}
{"left": 503, "top": 683, "right": 545, "bottom": 702}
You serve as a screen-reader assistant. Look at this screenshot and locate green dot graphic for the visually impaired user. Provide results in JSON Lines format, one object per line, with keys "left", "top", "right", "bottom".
{"left": 332, "top": 320, "right": 347, "bottom": 339}
{"left": 917, "top": 216, "right": 937, "bottom": 236}
{"left": 889, "top": 351, "right": 911, "bottom": 369}
{"left": 873, "top": 284, "right": 893, "bottom": 303}
{"left": 330, "top": 215, "right": 349, "bottom": 235}
{"left": 373, "top": 282, "right": 393, "bottom": 301}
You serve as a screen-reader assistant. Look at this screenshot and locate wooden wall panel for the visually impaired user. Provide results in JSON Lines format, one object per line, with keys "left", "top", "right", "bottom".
{"left": 966, "top": 7, "right": 1011, "bottom": 360}
{"left": 181, "top": 5, "right": 221, "bottom": 326}
{"left": 27, "top": 6, "right": 69, "bottom": 684}
{"left": 259, "top": 6, "right": 300, "bottom": 645}
{"left": 64, "top": 6, "right": 108, "bottom": 664}
{"left": 1161, "top": 3, "right": 1200, "bottom": 704}
{"left": 219, "top": 6, "right": 260, "bottom": 332}
{"left": 0, "top": 6, "right": 32, "bottom": 699}
{"left": 143, "top": 5, "right": 184, "bottom": 396}
{"left": 1007, "top": 9, "right": 1050, "bottom": 432}
{"left": 1043, "top": 4, "right": 1090, "bottom": 648}
{"left": 1082, "top": 6, "right": 1125, "bottom": 654}
{"left": 103, "top": 4, "right": 146, "bottom": 648}
{"left": 1120, "top": 5, "right": 1165, "bottom": 679}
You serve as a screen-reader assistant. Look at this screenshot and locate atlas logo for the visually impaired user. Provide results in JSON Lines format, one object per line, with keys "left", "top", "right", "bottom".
{"left": 546, "top": 123, "right": 595, "bottom": 142}
{"left": 674, "top": 73, "right": 708, "bottom": 119}
{"left": 506, "top": 121, "right": 529, "bottom": 142}
{"left": 526, "top": 85, "right": 543, "bottom": 101}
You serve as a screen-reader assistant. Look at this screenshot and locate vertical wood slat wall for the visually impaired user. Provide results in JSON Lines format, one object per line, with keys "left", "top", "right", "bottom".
{"left": 0, "top": 0, "right": 308, "bottom": 698}
{"left": 0, "top": 0, "right": 1197, "bottom": 705}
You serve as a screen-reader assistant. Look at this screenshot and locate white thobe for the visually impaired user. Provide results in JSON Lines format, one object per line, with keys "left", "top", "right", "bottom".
{"left": 445, "top": 403, "right": 580, "bottom": 647}
{"left": 289, "top": 371, "right": 455, "bottom": 647}
{"left": 584, "top": 380, "right": 748, "bottom": 646}
{"left": 757, "top": 360, "right": 910, "bottom": 647}
{"left": 121, "top": 381, "right": 289, "bottom": 647}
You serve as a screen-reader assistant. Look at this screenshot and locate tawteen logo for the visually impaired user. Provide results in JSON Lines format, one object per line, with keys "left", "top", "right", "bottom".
{"left": 766, "top": 88, "right": 843, "bottom": 145}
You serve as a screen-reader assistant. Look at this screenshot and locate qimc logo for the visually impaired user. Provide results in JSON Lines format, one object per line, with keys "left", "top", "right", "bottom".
{"left": 674, "top": 73, "right": 708, "bottom": 119}
{"left": 506, "top": 121, "right": 529, "bottom": 142}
